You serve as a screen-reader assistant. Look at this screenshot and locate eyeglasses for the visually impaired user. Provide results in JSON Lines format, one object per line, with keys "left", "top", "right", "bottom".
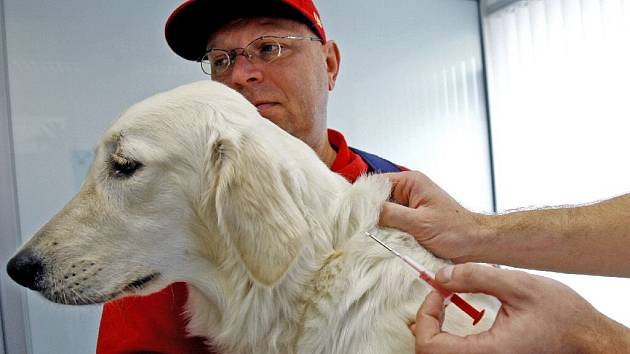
{"left": 201, "top": 35, "right": 322, "bottom": 78}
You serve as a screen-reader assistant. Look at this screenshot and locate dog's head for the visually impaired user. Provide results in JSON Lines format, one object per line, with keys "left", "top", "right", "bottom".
{"left": 7, "top": 80, "right": 348, "bottom": 304}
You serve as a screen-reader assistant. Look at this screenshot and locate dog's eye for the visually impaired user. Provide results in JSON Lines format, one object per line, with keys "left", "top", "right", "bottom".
{"left": 111, "top": 153, "right": 142, "bottom": 178}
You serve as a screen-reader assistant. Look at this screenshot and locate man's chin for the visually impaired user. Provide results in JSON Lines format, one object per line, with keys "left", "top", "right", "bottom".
{"left": 255, "top": 108, "right": 303, "bottom": 142}
{"left": 258, "top": 108, "right": 286, "bottom": 127}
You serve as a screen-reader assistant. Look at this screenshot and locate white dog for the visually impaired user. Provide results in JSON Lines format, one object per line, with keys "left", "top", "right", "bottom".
{"left": 8, "top": 81, "right": 498, "bottom": 354}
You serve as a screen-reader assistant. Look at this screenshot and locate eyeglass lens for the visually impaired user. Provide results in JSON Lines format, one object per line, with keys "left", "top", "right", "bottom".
{"left": 201, "top": 37, "right": 283, "bottom": 77}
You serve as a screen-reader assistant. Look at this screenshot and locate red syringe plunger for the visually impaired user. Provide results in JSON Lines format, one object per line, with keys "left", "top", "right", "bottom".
{"left": 419, "top": 272, "right": 485, "bottom": 325}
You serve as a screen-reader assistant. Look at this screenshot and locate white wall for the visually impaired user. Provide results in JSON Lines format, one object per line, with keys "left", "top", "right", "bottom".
{"left": 3, "top": 0, "right": 489, "bottom": 353}
{"left": 320, "top": 0, "right": 493, "bottom": 212}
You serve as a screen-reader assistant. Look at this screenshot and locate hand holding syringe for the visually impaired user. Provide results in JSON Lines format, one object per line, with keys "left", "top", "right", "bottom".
{"left": 365, "top": 231, "right": 485, "bottom": 325}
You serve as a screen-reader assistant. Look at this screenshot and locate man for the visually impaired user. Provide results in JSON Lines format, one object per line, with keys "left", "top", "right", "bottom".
{"left": 380, "top": 171, "right": 630, "bottom": 353}
{"left": 96, "top": 1, "right": 404, "bottom": 353}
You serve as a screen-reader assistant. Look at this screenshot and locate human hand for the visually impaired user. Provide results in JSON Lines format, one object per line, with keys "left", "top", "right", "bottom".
{"left": 379, "top": 171, "right": 489, "bottom": 262}
{"left": 413, "top": 263, "right": 630, "bottom": 354}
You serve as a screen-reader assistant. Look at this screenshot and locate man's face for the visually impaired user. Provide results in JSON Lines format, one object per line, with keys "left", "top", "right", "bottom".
{"left": 208, "top": 18, "right": 339, "bottom": 150}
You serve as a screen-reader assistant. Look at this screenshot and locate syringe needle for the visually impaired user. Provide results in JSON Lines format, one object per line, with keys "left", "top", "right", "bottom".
{"left": 365, "top": 231, "right": 485, "bottom": 325}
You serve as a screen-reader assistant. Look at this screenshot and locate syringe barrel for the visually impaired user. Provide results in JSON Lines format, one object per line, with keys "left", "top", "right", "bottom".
{"left": 419, "top": 271, "right": 451, "bottom": 298}
{"left": 418, "top": 271, "right": 485, "bottom": 325}
{"left": 401, "top": 255, "right": 434, "bottom": 276}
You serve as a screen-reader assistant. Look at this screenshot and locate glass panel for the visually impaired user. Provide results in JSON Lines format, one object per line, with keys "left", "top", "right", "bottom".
{"left": 483, "top": 0, "right": 630, "bottom": 326}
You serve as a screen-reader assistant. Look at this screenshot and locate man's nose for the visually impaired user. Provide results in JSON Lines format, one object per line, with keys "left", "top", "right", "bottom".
{"left": 228, "top": 55, "right": 263, "bottom": 87}
{"left": 6, "top": 250, "right": 46, "bottom": 291}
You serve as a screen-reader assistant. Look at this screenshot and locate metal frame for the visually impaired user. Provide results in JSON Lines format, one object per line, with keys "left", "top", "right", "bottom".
{"left": 0, "top": 0, "right": 30, "bottom": 352}
{"left": 477, "top": 0, "right": 498, "bottom": 213}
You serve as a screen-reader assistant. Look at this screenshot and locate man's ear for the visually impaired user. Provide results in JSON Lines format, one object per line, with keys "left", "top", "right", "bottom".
{"left": 324, "top": 40, "right": 341, "bottom": 91}
{"left": 211, "top": 132, "right": 309, "bottom": 287}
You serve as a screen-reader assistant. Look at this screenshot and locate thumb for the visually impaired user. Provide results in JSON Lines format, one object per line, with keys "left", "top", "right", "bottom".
{"left": 415, "top": 291, "right": 472, "bottom": 353}
{"left": 415, "top": 291, "right": 445, "bottom": 342}
{"left": 379, "top": 201, "right": 418, "bottom": 232}
{"left": 435, "top": 263, "right": 526, "bottom": 301}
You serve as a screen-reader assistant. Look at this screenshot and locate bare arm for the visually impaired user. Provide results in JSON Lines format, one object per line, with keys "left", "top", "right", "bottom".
{"left": 379, "top": 171, "right": 630, "bottom": 277}
{"left": 478, "top": 195, "right": 630, "bottom": 276}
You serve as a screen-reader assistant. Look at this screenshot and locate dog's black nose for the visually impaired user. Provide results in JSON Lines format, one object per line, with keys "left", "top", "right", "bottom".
{"left": 6, "top": 250, "right": 46, "bottom": 291}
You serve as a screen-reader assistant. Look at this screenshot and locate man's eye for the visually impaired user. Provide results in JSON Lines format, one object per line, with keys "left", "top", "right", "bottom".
{"left": 257, "top": 43, "right": 281, "bottom": 59}
{"left": 111, "top": 154, "right": 142, "bottom": 178}
{"left": 260, "top": 43, "right": 280, "bottom": 53}
{"left": 212, "top": 56, "right": 229, "bottom": 69}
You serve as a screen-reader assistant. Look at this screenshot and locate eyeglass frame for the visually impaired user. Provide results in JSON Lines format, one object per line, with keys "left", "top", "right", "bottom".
{"left": 200, "top": 35, "right": 322, "bottom": 77}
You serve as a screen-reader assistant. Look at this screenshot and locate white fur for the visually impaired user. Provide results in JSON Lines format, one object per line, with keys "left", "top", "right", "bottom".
{"left": 14, "top": 81, "right": 498, "bottom": 353}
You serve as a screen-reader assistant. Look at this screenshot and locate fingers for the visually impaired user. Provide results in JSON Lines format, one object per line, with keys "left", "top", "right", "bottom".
{"left": 379, "top": 202, "right": 417, "bottom": 231}
{"left": 382, "top": 172, "right": 412, "bottom": 206}
{"left": 435, "top": 263, "right": 530, "bottom": 301}
{"left": 383, "top": 171, "right": 429, "bottom": 185}
{"left": 415, "top": 291, "right": 472, "bottom": 353}
{"left": 382, "top": 171, "right": 430, "bottom": 206}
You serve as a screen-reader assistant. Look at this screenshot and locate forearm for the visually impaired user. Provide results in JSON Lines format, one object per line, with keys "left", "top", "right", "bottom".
{"left": 579, "top": 316, "right": 630, "bottom": 354}
{"left": 472, "top": 194, "right": 630, "bottom": 276}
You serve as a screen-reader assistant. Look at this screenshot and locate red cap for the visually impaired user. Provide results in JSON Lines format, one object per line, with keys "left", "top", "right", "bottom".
{"left": 165, "top": 0, "right": 326, "bottom": 61}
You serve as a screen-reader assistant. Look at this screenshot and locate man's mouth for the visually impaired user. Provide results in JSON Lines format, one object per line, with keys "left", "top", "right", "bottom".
{"left": 255, "top": 102, "right": 277, "bottom": 112}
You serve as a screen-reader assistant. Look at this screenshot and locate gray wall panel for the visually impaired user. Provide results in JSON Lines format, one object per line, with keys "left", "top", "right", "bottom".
{"left": 0, "top": 0, "right": 29, "bottom": 352}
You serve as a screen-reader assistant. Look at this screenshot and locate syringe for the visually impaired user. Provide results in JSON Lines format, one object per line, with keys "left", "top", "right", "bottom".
{"left": 365, "top": 231, "right": 485, "bottom": 325}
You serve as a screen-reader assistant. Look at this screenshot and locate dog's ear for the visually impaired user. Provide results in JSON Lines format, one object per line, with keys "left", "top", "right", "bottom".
{"left": 211, "top": 130, "right": 309, "bottom": 287}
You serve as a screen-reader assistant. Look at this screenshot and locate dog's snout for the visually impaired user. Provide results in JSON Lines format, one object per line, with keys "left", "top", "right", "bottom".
{"left": 7, "top": 250, "right": 46, "bottom": 291}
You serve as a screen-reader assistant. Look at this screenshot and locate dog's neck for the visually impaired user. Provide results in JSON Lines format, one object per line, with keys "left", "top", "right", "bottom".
{"left": 327, "top": 174, "right": 393, "bottom": 246}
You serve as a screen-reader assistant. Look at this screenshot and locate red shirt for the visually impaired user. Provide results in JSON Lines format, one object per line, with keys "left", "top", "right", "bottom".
{"left": 96, "top": 129, "right": 378, "bottom": 354}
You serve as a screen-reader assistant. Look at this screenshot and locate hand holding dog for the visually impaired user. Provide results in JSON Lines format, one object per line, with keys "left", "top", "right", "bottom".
{"left": 380, "top": 171, "right": 630, "bottom": 276}
{"left": 379, "top": 171, "right": 487, "bottom": 263}
{"left": 413, "top": 263, "right": 630, "bottom": 354}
